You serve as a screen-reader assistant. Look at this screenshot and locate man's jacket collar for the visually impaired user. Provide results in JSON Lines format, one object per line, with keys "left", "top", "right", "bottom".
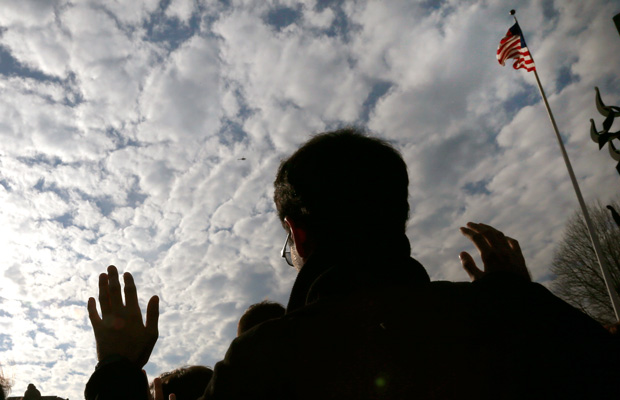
{"left": 286, "top": 235, "right": 430, "bottom": 313}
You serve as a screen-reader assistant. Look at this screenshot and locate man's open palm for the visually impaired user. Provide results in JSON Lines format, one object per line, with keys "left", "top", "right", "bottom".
{"left": 87, "top": 265, "right": 159, "bottom": 367}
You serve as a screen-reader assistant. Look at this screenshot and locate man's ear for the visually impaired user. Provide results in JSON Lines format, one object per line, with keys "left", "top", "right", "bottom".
{"left": 284, "top": 218, "right": 313, "bottom": 259}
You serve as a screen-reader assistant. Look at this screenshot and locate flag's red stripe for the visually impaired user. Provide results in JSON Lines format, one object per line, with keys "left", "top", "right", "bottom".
{"left": 496, "top": 28, "right": 536, "bottom": 72}
{"left": 498, "top": 42, "right": 520, "bottom": 63}
{"left": 497, "top": 37, "right": 520, "bottom": 63}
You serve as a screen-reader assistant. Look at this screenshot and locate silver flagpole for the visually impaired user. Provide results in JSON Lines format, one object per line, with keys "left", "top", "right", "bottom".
{"left": 511, "top": 10, "right": 620, "bottom": 320}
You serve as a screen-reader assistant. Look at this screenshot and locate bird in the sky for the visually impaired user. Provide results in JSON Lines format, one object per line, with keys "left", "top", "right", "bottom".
{"left": 238, "top": 157, "right": 246, "bottom": 161}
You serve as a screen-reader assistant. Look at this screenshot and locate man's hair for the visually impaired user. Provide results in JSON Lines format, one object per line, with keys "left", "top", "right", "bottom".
{"left": 150, "top": 365, "right": 213, "bottom": 400}
{"left": 237, "top": 300, "right": 286, "bottom": 336}
{"left": 274, "top": 127, "right": 409, "bottom": 249}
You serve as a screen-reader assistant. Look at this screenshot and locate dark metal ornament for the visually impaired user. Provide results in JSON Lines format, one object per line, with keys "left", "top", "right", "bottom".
{"left": 607, "top": 205, "right": 620, "bottom": 228}
{"left": 590, "top": 87, "right": 620, "bottom": 174}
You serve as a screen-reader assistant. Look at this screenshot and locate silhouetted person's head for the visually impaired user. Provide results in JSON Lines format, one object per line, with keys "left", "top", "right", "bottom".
{"left": 274, "top": 127, "right": 410, "bottom": 269}
{"left": 23, "top": 383, "right": 41, "bottom": 400}
{"left": 237, "top": 300, "right": 286, "bottom": 336}
{"left": 150, "top": 366, "right": 213, "bottom": 400}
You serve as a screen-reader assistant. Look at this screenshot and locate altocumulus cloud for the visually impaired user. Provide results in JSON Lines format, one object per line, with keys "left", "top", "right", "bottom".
{"left": 0, "top": 0, "right": 619, "bottom": 398}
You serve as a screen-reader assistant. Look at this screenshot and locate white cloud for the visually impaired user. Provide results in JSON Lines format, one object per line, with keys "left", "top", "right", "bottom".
{"left": 137, "top": 34, "right": 223, "bottom": 144}
{"left": 0, "top": 0, "right": 59, "bottom": 28}
{"left": 166, "top": 0, "right": 196, "bottom": 23}
{"left": 213, "top": 6, "right": 369, "bottom": 146}
{"left": 303, "top": 5, "right": 335, "bottom": 29}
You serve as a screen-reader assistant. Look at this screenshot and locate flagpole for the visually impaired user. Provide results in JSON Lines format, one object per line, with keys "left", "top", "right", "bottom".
{"left": 510, "top": 10, "right": 620, "bottom": 321}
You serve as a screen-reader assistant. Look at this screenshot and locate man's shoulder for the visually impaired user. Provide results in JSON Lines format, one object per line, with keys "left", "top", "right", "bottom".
{"left": 210, "top": 276, "right": 620, "bottom": 399}
{"left": 245, "top": 275, "right": 611, "bottom": 350}
{"left": 239, "top": 280, "right": 475, "bottom": 346}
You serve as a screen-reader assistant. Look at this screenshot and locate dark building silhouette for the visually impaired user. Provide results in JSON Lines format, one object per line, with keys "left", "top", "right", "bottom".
{"left": 7, "top": 397, "right": 67, "bottom": 400}
{"left": 6, "top": 384, "right": 67, "bottom": 400}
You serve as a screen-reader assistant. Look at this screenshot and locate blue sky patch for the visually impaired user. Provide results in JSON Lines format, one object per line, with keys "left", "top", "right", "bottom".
{"left": 0, "top": 45, "right": 63, "bottom": 83}
{"left": 264, "top": 6, "right": 302, "bottom": 31}
{"left": 0, "top": 178, "right": 11, "bottom": 191}
{"left": 218, "top": 119, "right": 248, "bottom": 146}
{"left": 52, "top": 213, "right": 74, "bottom": 229}
{"left": 361, "top": 80, "right": 393, "bottom": 123}
{"left": 462, "top": 179, "right": 491, "bottom": 196}
{"left": 0, "top": 334, "right": 13, "bottom": 351}
{"left": 314, "top": 2, "right": 360, "bottom": 42}
{"left": 503, "top": 88, "right": 539, "bottom": 116}
{"left": 556, "top": 65, "right": 580, "bottom": 93}
{"left": 143, "top": 0, "right": 201, "bottom": 50}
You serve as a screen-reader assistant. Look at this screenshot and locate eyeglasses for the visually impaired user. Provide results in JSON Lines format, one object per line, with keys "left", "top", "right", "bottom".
{"left": 280, "top": 231, "right": 294, "bottom": 267}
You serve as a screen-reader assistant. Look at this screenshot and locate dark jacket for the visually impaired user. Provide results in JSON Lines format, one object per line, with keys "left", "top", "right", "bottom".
{"left": 200, "top": 250, "right": 620, "bottom": 399}
{"left": 85, "top": 244, "right": 620, "bottom": 399}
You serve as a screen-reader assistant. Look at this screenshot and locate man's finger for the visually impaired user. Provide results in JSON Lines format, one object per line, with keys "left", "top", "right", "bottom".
{"left": 460, "top": 251, "right": 484, "bottom": 281}
{"left": 107, "top": 265, "right": 124, "bottom": 310}
{"left": 506, "top": 236, "right": 521, "bottom": 252}
{"left": 472, "top": 222, "right": 503, "bottom": 235}
{"left": 146, "top": 295, "right": 160, "bottom": 337}
{"left": 98, "top": 273, "right": 111, "bottom": 317}
{"left": 87, "top": 297, "right": 102, "bottom": 329}
{"left": 506, "top": 236, "right": 526, "bottom": 267}
{"left": 470, "top": 222, "right": 511, "bottom": 252}
{"left": 153, "top": 377, "right": 163, "bottom": 400}
{"left": 460, "top": 226, "right": 492, "bottom": 255}
{"left": 143, "top": 370, "right": 154, "bottom": 400}
{"left": 123, "top": 272, "right": 141, "bottom": 316}
{"left": 506, "top": 237, "right": 531, "bottom": 281}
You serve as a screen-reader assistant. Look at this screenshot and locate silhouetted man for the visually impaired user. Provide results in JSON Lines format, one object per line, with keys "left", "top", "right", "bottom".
{"left": 86, "top": 129, "right": 620, "bottom": 399}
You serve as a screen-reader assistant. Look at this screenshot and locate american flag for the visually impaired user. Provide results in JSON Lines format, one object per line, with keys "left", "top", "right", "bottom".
{"left": 497, "top": 22, "right": 536, "bottom": 72}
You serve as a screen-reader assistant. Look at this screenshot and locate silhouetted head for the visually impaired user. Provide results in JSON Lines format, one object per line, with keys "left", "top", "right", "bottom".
{"left": 23, "top": 383, "right": 41, "bottom": 400}
{"left": 150, "top": 366, "right": 213, "bottom": 400}
{"left": 237, "top": 300, "right": 286, "bottom": 336}
{"left": 274, "top": 127, "right": 410, "bottom": 266}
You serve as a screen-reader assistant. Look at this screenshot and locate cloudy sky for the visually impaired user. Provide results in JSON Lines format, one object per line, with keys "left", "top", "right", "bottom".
{"left": 0, "top": 0, "right": 619, "bottom": 398}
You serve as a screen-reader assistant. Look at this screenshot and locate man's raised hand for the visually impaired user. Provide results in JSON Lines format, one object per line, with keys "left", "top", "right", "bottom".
{"left": 87, "top": 265, "right": 159, "bottom": 367}
{"left": 459, "top": 222, "right": 531, "bottom": 282}
{"left": 153, "top": 377, "right": 177, "bottom": 400}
